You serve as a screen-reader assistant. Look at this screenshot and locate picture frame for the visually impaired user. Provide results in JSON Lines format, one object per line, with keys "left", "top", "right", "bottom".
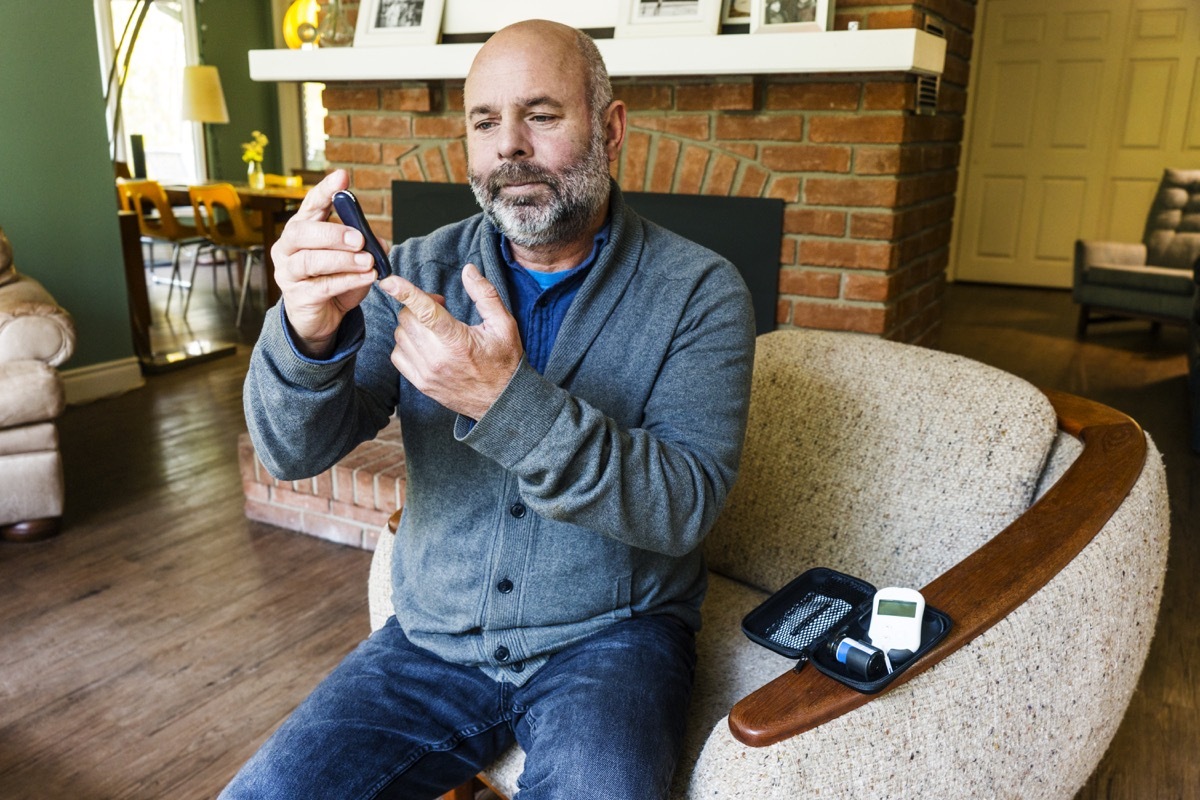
{"left": 353, "top": 0, "right": 445, "bottom": 47}
{"left": 441, "top": 1, "right": 616, "bottom": 36}
{"left": 722, "top": 0, "right": 752, "bottom": 25}
{"left": 749, "top": 0, "right": 833, "bottom": 33}
{"left": 615, "top": 0, "right": 723, "bottom": 38}
{"left": 720, "top": 0, "right": 751, "bottom": 34}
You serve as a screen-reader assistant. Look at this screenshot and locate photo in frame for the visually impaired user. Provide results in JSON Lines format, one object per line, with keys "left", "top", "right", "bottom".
{"left": 720, "top": 0, "right": 751, "bottom": 33}
{"left": 723, "top": 0, "right": 751, "bottom": 24}
{"left": 749, "top": 0, "right": 833, "bottom": 33}
{"left": 441, "top": 1, "right": 617, "bottom": 36}
{"left": 615, "top": 0, "right": 723, "bottom": 38}
{"left": 353, "top": 0, "right": 446, "bottom": 46}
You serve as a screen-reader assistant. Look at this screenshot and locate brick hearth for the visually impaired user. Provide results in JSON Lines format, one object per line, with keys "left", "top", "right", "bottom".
{"left": 239, "top": 419, "right": 404, "bottom": 551}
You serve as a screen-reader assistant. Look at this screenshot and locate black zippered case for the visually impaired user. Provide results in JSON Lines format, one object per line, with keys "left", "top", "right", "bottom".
{"left": 741, "top": 567, "right": 952, "bottom": 694}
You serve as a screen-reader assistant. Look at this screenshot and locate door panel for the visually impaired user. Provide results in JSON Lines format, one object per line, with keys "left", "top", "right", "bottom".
{"left": 955, "top": 0, "right": 1200, "bottom": 287}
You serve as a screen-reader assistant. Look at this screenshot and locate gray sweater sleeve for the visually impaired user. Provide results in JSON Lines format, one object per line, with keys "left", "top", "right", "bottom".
{"left": 242, "top": 291, "right": 399, "bottom": 480}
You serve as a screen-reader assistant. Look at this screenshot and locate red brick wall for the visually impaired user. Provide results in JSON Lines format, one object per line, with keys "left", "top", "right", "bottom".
{"left": 239, "top": 420, "right": 405, "bottom": 550}
{"left": 319, "top": 1, "right": 976, "bottom": 345}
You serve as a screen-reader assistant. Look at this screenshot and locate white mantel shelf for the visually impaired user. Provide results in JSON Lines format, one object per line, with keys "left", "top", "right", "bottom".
{"left": 249, "top": 29, "right": 945, "bottom": 83}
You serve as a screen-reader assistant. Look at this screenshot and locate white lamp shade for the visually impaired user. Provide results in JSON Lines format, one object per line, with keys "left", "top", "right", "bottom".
{"left": 181, "top": 65, "right": 230, "bottom": 124}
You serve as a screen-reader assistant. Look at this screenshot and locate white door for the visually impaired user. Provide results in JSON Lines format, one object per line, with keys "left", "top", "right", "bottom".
{"left": 954, "top": 0, "right": 1200, "bottom": 287}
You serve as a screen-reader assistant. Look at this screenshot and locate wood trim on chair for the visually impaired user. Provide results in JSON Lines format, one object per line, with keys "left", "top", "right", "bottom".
{"left": 727, "top": 389, "right": 1147, "bottom": 747}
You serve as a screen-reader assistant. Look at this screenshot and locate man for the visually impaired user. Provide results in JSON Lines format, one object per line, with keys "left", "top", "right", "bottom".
{"left": 225, "top": 19, "right": 754, "bottom": 800}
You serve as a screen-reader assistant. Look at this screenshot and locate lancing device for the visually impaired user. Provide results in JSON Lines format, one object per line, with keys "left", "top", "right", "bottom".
{"left": 331, "top": 189, "right": 390, "bottom": 280}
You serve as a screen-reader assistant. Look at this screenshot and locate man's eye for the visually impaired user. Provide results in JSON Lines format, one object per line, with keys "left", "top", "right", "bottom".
{"left": 475, "top": 120, "right": 497, "bottom": 131}
{"left": 530, "top": 114, "right": 555, "bottom": 123}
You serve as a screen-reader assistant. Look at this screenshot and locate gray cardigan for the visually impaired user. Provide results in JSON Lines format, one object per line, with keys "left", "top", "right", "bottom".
{"left": 244, "top": 187, "right": 756, "bottom": 684}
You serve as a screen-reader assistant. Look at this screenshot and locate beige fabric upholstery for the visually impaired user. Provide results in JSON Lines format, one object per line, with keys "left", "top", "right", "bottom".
{"left": 0, "top": 362, "right": 64, "bottom": 429}
{"left": 0, "top": 449, "right": 64, "bottom": 525}
{"left": 703, "top": 331, "right": 1057, "bottom": 594}
{"left": 0, "top": 421, "right": 58, "bottom": 457}
{"left": 0, "top": 226, "right": 15, "bottom": 288}
{"left": 366, "top": 329, "right": 1169, "bottom": 799}
{"left": 0, "top": 225, "right": 75, "bottom": 531}
{"left": 0, "top": 272, "right": 75, "bottom": 366}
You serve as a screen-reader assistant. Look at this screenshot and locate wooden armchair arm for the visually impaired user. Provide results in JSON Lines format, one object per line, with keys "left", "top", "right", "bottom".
{"left": 728, "top": 389, "right": 1147, "bottom": 747}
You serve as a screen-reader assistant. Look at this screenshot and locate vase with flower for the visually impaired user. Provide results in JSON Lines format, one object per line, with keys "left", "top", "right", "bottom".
{"left": 241, "top": 130, "right": 268, "bottom": 189}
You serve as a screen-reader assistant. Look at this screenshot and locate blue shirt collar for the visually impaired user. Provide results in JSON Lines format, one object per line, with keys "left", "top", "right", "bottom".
{"left": 497, "top": 222, "right": 612, "bottom": 290}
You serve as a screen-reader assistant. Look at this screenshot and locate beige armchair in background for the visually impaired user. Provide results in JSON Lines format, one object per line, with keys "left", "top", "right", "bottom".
{"left": 368, "top": 329, "right": 1168, "bottom": 799}
{"left": 1074, "top": 168, "right": 1200, "bottom": 338}
{"left": 0, "top": 225, "right": 76, "bottom": 542}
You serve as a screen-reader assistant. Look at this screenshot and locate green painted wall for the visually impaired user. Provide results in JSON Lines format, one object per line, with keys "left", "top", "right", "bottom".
{"left": 198, "top": 0, "right": 282, "bottom": 180}
{"left": 0, "top": 3, "right": 133, "bottom": 370}
{"left": 0, "top": 1, "right": 281, "bottom": 371}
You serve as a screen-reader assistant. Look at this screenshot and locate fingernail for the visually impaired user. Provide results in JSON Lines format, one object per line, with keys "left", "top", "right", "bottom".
{"left": 355, "top": 252, "right": 374, "bottom": 267}
{"left": 344, "top": 229, "right": 363, "bottom": 248}
{"left": 464, "top": 262, "right": 480, "bottom": 280}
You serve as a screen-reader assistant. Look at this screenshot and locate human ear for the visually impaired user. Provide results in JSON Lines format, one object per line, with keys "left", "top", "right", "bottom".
{"left": 603, "top": 100, "right": 627, "bottom": 163}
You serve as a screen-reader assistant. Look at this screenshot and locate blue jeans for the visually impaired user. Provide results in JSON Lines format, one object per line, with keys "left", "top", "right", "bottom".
{"left": 220, "top": 614, "right": 697, "bottom": 800}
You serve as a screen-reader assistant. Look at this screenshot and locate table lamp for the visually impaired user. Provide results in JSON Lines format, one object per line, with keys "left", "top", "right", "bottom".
{"left": 181, "top": 65, "right": 229, "bottom": 180}
{"left": 181, "top": 64, "right": 229, "bottom": 125}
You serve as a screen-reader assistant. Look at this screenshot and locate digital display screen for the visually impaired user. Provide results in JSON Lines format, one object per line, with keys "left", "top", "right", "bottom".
{"left": 877, "top": 599, "right": 918, "bottom": 618}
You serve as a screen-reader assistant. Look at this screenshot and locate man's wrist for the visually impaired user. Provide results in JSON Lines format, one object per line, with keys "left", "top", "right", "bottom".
{"left": 278, "top": 302, "right": 366, "bottom": 365}
{"left": 295, "top": 332, "right": 337, "bottom": 360}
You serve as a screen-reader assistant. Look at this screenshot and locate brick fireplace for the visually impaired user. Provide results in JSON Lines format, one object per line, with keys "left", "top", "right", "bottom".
{"left": 316, "top": 1, "right": 974, "bottom": 345}
{"left": 242, "top": 0, "right": 978, "bottom": 548}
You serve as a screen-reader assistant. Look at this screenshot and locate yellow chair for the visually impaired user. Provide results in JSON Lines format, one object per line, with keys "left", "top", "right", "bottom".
{"left": 264, "top": 173, "right": 303, "bottom": 188}
{"left": 188, "top": 184, "right": 264, "bottom": 326}
{"left": 117, "top": 178, "right": 209, "bottom": 312}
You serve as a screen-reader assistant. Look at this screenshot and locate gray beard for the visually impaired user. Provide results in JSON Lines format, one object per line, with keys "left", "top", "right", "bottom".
{"left": 468, "top": 135, "right": 611, "bottom": 249}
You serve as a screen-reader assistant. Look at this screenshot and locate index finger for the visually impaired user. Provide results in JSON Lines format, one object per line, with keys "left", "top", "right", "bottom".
{"left": 293, "top": 168, "right": 351, "bottom": 223}
{"left": 381, "top": 276, "right": 457, "bottom": 335}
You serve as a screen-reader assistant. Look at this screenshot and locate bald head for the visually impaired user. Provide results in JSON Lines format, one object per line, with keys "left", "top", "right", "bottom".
{"left": 467, "top": 20, "right": 612, "bottom": 129}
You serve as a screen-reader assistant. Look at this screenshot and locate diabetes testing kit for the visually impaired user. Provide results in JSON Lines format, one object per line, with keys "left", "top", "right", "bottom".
{"left": 741, "top": 567, "right": 953, "bottom": 694}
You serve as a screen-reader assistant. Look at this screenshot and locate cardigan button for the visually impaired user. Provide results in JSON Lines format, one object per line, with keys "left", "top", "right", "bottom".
{"left": 510, "top": 661, "right": 525, "bottom": 673}
{"left": 497, "top": 578, "right": 514, "bottom": 594}
{"left": 509, "top": 502, "right": 527, "bottom": 518}
{"left": 494, "top": 645, "right": 510, "bottom": 662}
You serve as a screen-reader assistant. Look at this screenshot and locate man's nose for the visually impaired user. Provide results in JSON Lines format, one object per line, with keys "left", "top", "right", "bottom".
{"left": 497, "top": 120, "right": 531, "bottom": 161}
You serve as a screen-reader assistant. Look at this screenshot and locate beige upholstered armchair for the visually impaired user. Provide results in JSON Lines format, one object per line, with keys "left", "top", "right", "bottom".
{"left": 0, "top": 226, "right": 76, "bottom": 542}
{"left": 1074, "top": 168, "right": 1200, "bottom": 338}
{"left": 369, "top": 329, "right": 1169, "bottom": 799}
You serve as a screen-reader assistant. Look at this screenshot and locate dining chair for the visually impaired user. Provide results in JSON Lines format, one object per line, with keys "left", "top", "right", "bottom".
{"left": 264, "top": 173, "right": 303, "bottom": 188}
{"left": 188, "top": 183, "right": 265, "bottom": 326}
{"left": 117, "top": 178, "right": 210, "bottom": 312}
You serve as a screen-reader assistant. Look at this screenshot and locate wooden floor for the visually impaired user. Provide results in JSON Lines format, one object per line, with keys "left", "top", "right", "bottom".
{"left": 939, "top": 285, "right": 1198, "bottom": 800}
{"left": 0, "top": 277, "right": 1194, "bottom": 798}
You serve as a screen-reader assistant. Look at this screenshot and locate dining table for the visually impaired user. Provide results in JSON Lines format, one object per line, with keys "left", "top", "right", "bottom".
{"left": 164, "top": 181, "right": 312, "bottom": 307}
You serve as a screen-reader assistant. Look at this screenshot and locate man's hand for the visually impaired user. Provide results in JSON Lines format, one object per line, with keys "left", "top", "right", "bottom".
{"left": 380, "top": 263, "right": 524, "bottom": 421}
{"left": 272, "top": 169, "right": 379, "bottom": 359}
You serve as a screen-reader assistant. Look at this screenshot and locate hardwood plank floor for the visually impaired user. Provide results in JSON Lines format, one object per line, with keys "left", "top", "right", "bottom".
{"left": 0, "top": 275, "right": 1193, "bottom": 798}
{"left": 939, "top": 284, "right": 1198, "bottom": 800}
{"left": 0, "top": 262, "right": 373, "bottom": 799}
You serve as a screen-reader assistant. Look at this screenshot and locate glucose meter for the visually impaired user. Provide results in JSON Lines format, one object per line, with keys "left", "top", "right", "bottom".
{"left": 866, "top": 586, "right": 925, "bottom": 655}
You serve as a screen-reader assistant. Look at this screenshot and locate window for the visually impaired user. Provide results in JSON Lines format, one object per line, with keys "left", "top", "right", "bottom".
{"left": 104, "top": 0, "right": 203, "bottom": 183}
{"left": 301, "top": 81, "right": 328, "bottom": 168}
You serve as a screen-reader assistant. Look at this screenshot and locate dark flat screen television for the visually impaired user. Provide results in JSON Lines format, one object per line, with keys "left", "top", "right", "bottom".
{"left": 391, "top": 181, "right": 782, "bottom": 336}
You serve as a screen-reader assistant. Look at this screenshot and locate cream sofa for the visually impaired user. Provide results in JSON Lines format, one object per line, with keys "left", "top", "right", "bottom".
{"left": 369, "top": 329, "right": 1169, "bottom": 799}
{"left": 0, "top": 226, "right": 76, "bottom": 542}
